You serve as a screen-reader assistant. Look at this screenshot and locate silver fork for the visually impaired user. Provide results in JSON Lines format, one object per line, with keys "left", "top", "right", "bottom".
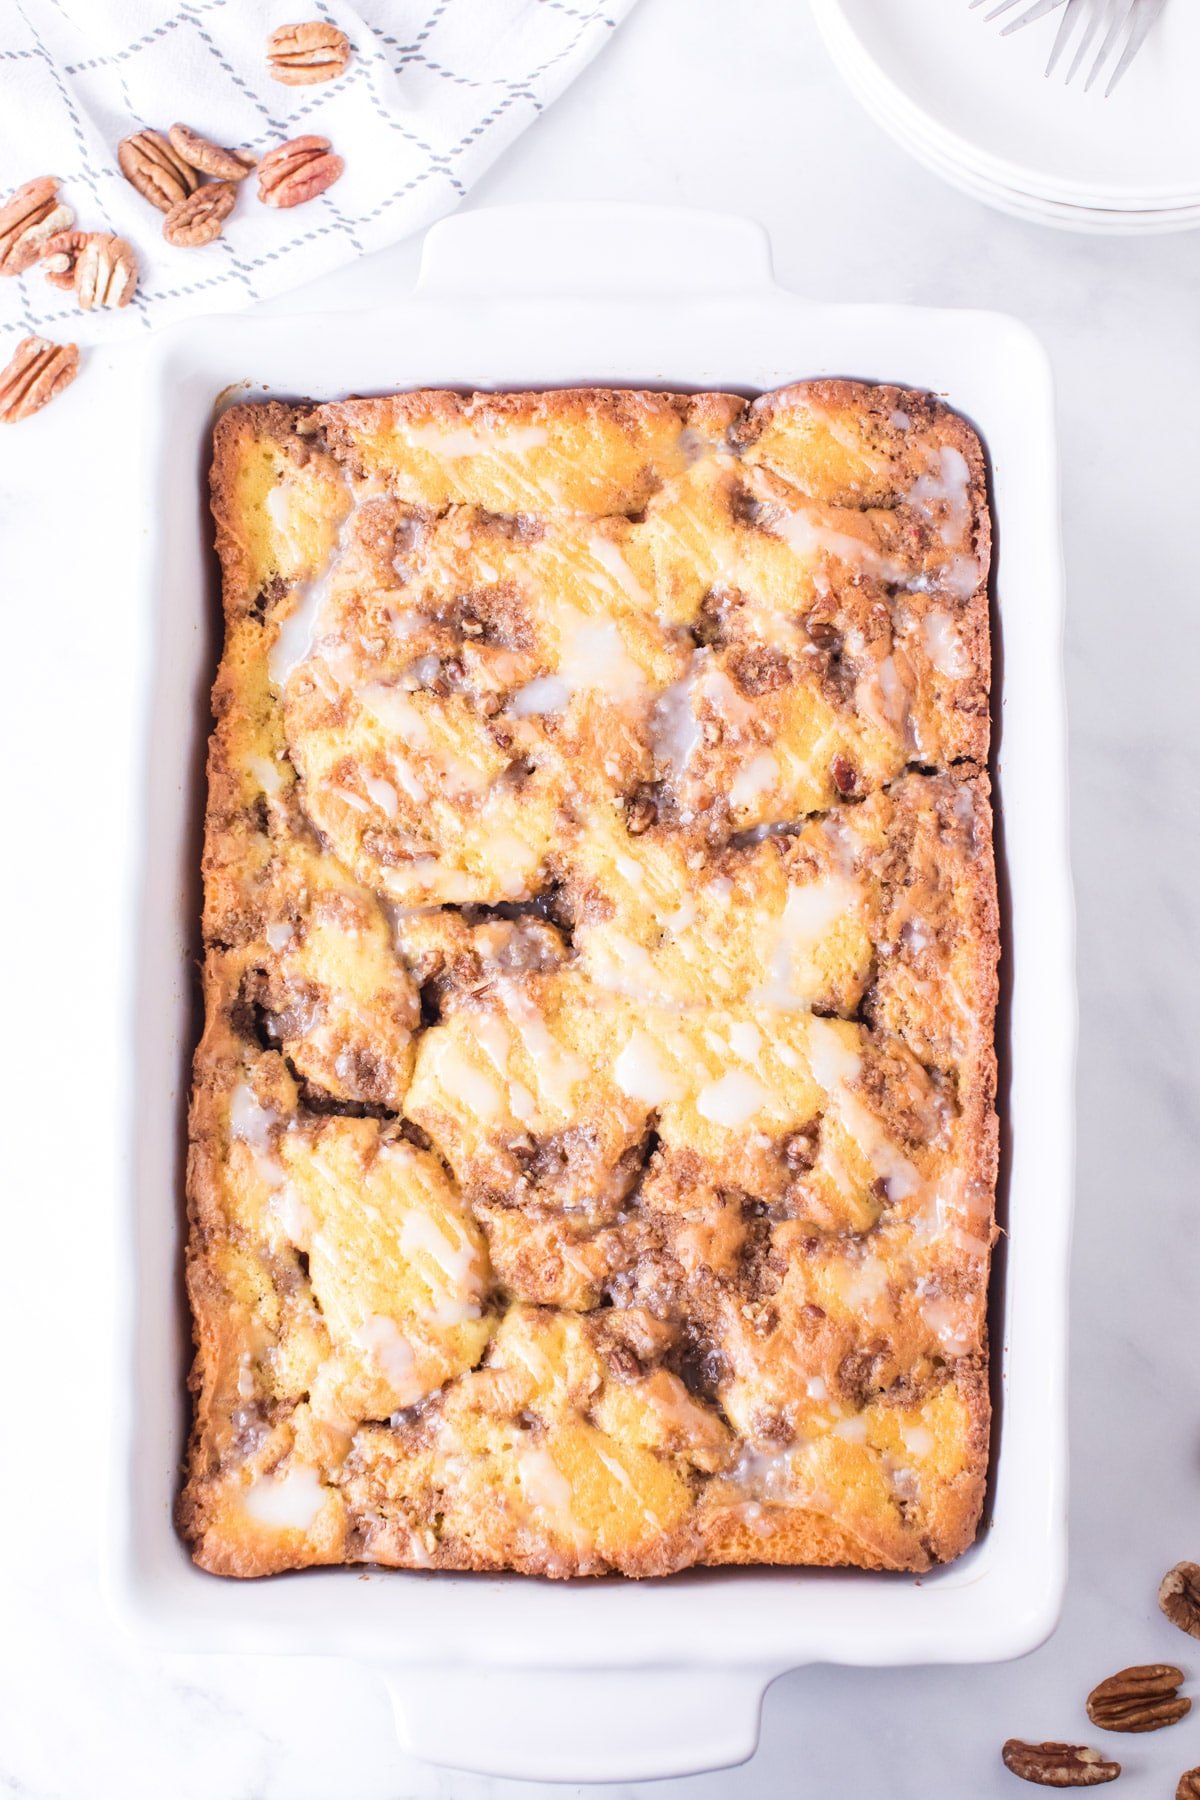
{"left": 969, "top": 0, "right": 1167, "bottom": 94}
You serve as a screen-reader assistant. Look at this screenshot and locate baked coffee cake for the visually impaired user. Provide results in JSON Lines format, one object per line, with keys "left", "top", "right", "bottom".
{"left": 180, "top": 380, "right": 998, "bottom": 1578}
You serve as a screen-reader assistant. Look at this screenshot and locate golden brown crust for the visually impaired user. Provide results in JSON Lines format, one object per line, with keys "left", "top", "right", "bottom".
{"left": 180, "top": 381, "right": 998, "bottom": 1579}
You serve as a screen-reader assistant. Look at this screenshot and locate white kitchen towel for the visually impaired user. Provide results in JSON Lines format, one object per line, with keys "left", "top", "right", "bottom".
{"left": 0, "top": 0, "right": 636, "bottom": 345}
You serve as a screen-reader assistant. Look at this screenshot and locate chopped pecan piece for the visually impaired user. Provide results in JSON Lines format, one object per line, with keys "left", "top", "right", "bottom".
{"left": 1178, "top": 1770, "right": 1200, "bottom": 1800}
{"left": 781, "top": 1126, "right": 818, "bottom": 1172}
{"left": 1086, "top": 1664, "right": 1189, "bottom": 1733}
{"left": 266, "top": 20, "right": 352, "bottom": 84}
{"left": 118, "top": 128, "right": 199, "bottom": 212}
{"left": 1160, "top": 1562, "right": 1200, "bottom": 1639}
{"left": 0, "top": 336, "right": 79, "bottom": 424}
{"left": 831, "top": 753, "right": 858, "bottom": 798}
{"left": 805, "top": 607, "right": 841, "bottom": 648}
{"left": 0, "top": 177, "right": 74, "bottom": 276}
{"left": 167, "top": 124, "right": 256, "bottom": 182}
{"left": 257, "top": 135, "right": 345, "bottom": 208}
{"left": 1001, "top": 1740, "right": 1120, "bottom": 1787}
{"left": 625, "top": 785, "right": 658, "bottom": 835}
{"left": 163, "top": 183, "right": 237, "bottom": 248}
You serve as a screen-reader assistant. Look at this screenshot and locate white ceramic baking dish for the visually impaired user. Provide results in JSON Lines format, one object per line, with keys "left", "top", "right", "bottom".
{"left": 111, "top": 202, "right": 1073, "bottom": 1785}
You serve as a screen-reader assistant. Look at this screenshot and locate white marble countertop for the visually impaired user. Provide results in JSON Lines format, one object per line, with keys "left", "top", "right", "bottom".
{"left": 2, "top": 1, "right": 1199, "bottom": 1794}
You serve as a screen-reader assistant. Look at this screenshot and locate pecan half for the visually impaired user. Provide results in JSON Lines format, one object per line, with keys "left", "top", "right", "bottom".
{"left": 257, "top": 135, "right": 344, "bottom": 208}
{"left": 43, "top": 229, "right": 138, "bottom": 306}
{"left": 118, "top": 129, "right": 199, "bottom": 212}
{"left": 0, "top": 177, "right": 74, "bottom": 276}
{"left": 167, "top": 124, "right": 256, "bottom": 182}
{"left": 1179, "top": 1771, "right": 1200, "bottom": 1800}
{"left": 163, "top": 182, "right": 237, "bottom": 247}
{"left": 1086, "top": 1664, "right": 1190, "bottom": 1733}
{"left": 1001, "top": 1741, "right": 1120, "bottom": 1787}
{"left": 72, "top": 232, "right": 138, "bottom": 309}
{"left": 266, "top": 21, "right": 352, "bottom": 84}
{"left": 0, "top": 336, "right": 80, "bottom": 424}
{"left": 1160, "top": 1563, "right": 1200, "bottom": 1639}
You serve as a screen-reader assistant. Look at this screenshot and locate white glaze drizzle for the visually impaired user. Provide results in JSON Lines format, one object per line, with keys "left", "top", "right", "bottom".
{"left": 500, "top": 985, "right": 586, "bottom": 1110}
{"left": 650, "top": 654, "right": 705, "bottom": 778}
{"left": 518, "top": 1445, "right": 592, "bottom": 1548}
{"left": 752, "top": 876, "right": 859, "bottom": 1010}
{"left": 269, "top": 488, "right": 358, "bottom": 689}
{"left": 363, "top": 774, "right": 399, "bottom": 820}
{"left": 587, "top": 532, "right": 650, "bottom": 605}
{"left": 435, "top": 1039, "right": 507, "bottom": 1121}
{"left": 510, "top": 673, "right": 570, "bottom": 716}
{"left": 246, "top": 754, "right": 285, "bottom": 796}
{"left": 242, "top": 1462, "right": 326, "bottom": 1531}
{"left": 360, "top": 684, "right": 489, "bottom": 798}
{"left": 400, "top": 1210, "right": 483, "bottom": 1324}
{"left": 268, "top": 1184, "right": 313, "bottom": 1247}
{"left": 352, "top": 1315, "right": 421, "bottom": 1399}
{"left": 900, "top": 1420, "right": 934, "bottom": 1459}
{"left": 696, "top": 1068, "right": 768, "bottom": 1128}
{"left": 908, "top": 445, "right": 971, "bottom": 547}
{"left": 921, "top": 608, "right": 968, "bottom": 678}
{"left": 557, "top": 611, "right": 644, "bottom": 701}
{"left": 613, "top": 1031, "right": 683, "bottom": 1105}
{"left": 728, "top": 750, "right": 779, "bottom": 811}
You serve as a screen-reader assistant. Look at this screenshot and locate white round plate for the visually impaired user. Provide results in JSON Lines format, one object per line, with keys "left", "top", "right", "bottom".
{"left": 890, "top": 108, "right": 1200, "bottom": 233}
{"left": 811, "top": 0, "right": 1200, "bottom": 211}
{"left": 839, "top": 59, "right": 1200, "bottom": 232}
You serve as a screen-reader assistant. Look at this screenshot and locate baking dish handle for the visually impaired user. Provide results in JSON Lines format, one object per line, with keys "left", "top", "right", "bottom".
{"left": 416, "top": 201, "right": 776, "bottom": 298}
{"left": 383, "top": 1662, "right": 770, "bottom": 1783}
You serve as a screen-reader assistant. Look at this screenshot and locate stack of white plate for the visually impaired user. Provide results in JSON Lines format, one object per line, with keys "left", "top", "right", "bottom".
{"left": 810, "top": 0, "right": 1200, "bottom": 233}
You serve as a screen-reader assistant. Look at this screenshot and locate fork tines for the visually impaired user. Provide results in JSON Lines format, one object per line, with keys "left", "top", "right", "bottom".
{"left": 970, "top": 0, "right": 1166, "bottom": 95}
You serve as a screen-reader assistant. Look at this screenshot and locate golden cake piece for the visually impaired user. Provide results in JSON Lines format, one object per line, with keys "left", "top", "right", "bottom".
{"left": 180, "top": 381, "right": 998, "bottom": 1580}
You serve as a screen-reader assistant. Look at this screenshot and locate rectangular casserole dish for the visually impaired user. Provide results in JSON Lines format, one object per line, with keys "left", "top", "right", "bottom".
{"left": 112, "top": 202, "right": 1072, "bottom": 1785}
